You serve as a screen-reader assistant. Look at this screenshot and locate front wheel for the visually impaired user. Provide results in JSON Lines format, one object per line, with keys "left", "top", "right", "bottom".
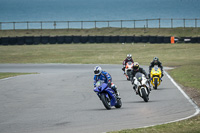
{"left": 100, "top": 94, "right": 111, "bottom": 110}
{"left": 141, "top": 88, "right": 149, "bottom": 102}
{"left": 127, "top": 71, "right": 132, "bottom": 81}
{"left": 115, "top": 99, "right": 122, "bottom": 108}
{"left": 154, "top": 78, "right": 158, "bottom": 90}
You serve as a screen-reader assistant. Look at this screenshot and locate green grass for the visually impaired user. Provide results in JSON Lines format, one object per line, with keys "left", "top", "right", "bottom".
{"left": 109, "top": 115, "right": 200, "bottom": 133}
{"left": 169, "top": 65, "right": 200, "bottom": 90}
{"left": 0, "top": 44, "right": 199, "bottom": 66}
{"left": 0, "top": 72, "right": 35, "bottom": 79}
{"left": 0, "top": 27, "right": 200, "bottom": 37}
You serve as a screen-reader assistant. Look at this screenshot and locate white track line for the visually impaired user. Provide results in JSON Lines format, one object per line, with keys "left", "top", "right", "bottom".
{"left": 139, "top": 71, "right": 200, "bottom": 129}
{"left": 164, "top": 71, "right": 200, "bottom": 117}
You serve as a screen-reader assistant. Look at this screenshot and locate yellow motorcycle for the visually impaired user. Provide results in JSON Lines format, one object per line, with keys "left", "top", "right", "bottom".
{"left": 150, "top": 65, "right": 162, "bottom": 89}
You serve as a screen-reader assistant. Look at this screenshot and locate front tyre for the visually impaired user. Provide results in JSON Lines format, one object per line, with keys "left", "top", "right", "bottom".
{"left": 154, "top": 78, "right": 158, "bottom": 90}
{"left": 100, "top": 94, "right": 111, "bottom": 110}
{"left": 127, "top": 71, "right": 132, "bottom": 81}
{"left": 115, "top": 99, "right": 122, "bottom": 108}
{"left": 141, "top": 88, "right": 149, "bottom": 102}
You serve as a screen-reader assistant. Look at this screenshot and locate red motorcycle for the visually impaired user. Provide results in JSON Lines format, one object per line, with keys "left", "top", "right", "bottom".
{"left": 124, "top": 61, "right": 134, "bottom": 80}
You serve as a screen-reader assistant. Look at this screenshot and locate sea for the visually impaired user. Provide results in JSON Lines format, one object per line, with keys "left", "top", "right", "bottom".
{"left": 0, "top": 0, "right": 200, "bottom": 29}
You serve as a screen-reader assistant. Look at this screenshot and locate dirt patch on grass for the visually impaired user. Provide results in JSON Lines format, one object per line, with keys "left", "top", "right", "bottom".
{"left": 166, "top": 67, "right": 200, "bottom": 108}
{"left": 166, "top": 69, "right": 200, "bottom": 108}
{"left": 179, "top": 84, "right": 200, "bottom": 107}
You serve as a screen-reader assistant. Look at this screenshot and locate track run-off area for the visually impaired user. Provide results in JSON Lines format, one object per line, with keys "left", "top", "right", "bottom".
{"left": 0, "top": 64, "right": 199, "bottom": 133}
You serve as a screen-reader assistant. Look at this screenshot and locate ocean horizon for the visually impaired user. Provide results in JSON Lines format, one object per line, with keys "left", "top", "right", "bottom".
{"left": 0, "top": 0, "right": 200, "bottom": 29}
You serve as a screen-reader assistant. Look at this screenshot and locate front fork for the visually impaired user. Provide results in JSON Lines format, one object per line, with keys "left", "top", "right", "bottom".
{"left": 95, "top": 92, "right": 101, "bottom": 100}
{"left": 153, "top": 77, "right": 159, "bottom": 84}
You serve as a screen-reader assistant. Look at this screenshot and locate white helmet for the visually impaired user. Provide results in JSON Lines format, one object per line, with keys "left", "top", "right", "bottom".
{"left": 94, "top": 66, "right": 102, "bottom": 75}
{"left": 127, "top": 54, "right": 132, "bottom": 61}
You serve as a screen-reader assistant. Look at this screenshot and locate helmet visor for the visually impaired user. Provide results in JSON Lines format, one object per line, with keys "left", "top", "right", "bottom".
{"left": 94, "top": 70, "right": 100, "bottom": 75}
{"left": 133, "top": 66, "right": 139, "bottom": 70}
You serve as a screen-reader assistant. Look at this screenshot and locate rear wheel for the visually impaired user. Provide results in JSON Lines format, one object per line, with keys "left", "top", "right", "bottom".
{"left": 100, "top": 94, "right": 111, "bottom": 110}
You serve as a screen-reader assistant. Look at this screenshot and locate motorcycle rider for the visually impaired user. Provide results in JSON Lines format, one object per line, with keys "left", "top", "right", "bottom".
{"left": 130, "top": 62, "right": 151, "bottom": 94}
{"left": 149, "top": 57, "right": 164, "bottom": 78}
{"left": 94, "top": 66, "right": 120, "bottom": 98}
{"left": 122, "top": 54, "right": 134, "bottom": 74}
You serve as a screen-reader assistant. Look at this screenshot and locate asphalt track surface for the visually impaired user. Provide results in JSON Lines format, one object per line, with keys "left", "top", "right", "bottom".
{"left": 0, "top": 64, "right": 199, "bottom": 133}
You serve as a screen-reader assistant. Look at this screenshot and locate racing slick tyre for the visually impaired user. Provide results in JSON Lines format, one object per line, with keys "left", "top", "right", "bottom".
{"left": 141, "top": 88, "right": 149, "bottom": 102}
{"left": 100, "top": 94, "right": 111, "bottom": 110}
{"left": 115, "top": 99, "right": 122, "bottom": 108}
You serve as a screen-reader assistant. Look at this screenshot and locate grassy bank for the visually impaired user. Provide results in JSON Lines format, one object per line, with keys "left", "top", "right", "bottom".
{"left": 169, "top": 65, "right": 200, "bottom": 90}
{"left": 0, "top": 43, "right": 199, "bottom": 133}
{"left": 0, "top": 28, "right": 200, "bottom": 37}
{"left": 0, "top": 73, "right": 35, "bottom": 79}
{"left": 0, "top": 44, "right": 199, "bottom": 66}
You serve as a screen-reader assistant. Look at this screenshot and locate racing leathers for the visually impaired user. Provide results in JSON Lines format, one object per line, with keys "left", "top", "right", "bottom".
{"left": 94, "top": 71, "right": 119, "bottom": 98}
{"left": 94, "top": 71, "right": 112, "bottom": 87}
{"left": 131, "top": 68, "right": 148, "bottom": 82}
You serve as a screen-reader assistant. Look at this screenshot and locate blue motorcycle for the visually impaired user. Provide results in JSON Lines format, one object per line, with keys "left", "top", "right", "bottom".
{"left": 94, "top": 81, "right": 122, "bottom": 110}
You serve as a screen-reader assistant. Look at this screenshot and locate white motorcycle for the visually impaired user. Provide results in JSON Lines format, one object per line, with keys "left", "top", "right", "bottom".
{"left": 133, "top": 72, "right": 150, "bottom": 102}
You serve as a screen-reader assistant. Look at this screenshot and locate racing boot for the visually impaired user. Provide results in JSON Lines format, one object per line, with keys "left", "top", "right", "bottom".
{"left": 146, "top": 78, "right": 151, "bottom": 91}
{"left": 115, "top": 91, "right": 121, "bottom": 99}
{"left": 133, "top": 85, "right": 138, "bottom": 95}
{"left": 148, "top": 74, "right": 150, "bottom": 79}
{"left": 112, "top": 85, "right": 121, "bottom": 99}
{"left": 161, "top": 73, "right": 164, "bottom": 81}
{"left": 148, "top": 81, "right": 152, "bottom": 91}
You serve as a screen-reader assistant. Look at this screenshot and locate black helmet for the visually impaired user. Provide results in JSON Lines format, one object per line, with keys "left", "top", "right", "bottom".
{"left": 153, "top": 57, "right": 159, "bottom": 64}
{"left": 133, "top": 62, "right": 139, "bottom": 71}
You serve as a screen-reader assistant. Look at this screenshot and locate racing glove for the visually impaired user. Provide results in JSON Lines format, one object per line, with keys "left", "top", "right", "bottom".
{"left": 108, "top": 80, "right": 111, "bottom": 88}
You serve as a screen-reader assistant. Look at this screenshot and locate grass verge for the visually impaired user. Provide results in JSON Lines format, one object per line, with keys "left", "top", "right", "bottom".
{"left": 0, "top": 73, "right": 35, "bottom": 79}
{"left": 109, "top": 115, "right": 200, "bottom": 133}
{"left": 0, "top": 44, "right": 199, "bottom": 66}
{"left": 169, "top": 65, "right": 200, "bottom": 90}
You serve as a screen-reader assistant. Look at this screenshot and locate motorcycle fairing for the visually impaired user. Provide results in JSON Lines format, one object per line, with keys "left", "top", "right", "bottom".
{"left": 94, "top": 83, "right": 117, "bottom": 106}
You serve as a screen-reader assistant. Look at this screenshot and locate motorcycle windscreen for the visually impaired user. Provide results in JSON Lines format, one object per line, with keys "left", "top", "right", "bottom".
{"left": 135, "top": 72, "right": 143, "bottom": 82}
{"left": 154, "top": 66, "right": 159, "bottom": 71}
{"left": 127, "top": 61, "right": 133, "bottom": 65}
{"left": 93, "top": 83, "right": 108, "bottom": 92}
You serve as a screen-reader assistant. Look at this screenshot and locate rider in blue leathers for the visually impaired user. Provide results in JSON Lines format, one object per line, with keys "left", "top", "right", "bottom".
{"left": 93, "top": 66, "right": 120, "bottom": 98}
